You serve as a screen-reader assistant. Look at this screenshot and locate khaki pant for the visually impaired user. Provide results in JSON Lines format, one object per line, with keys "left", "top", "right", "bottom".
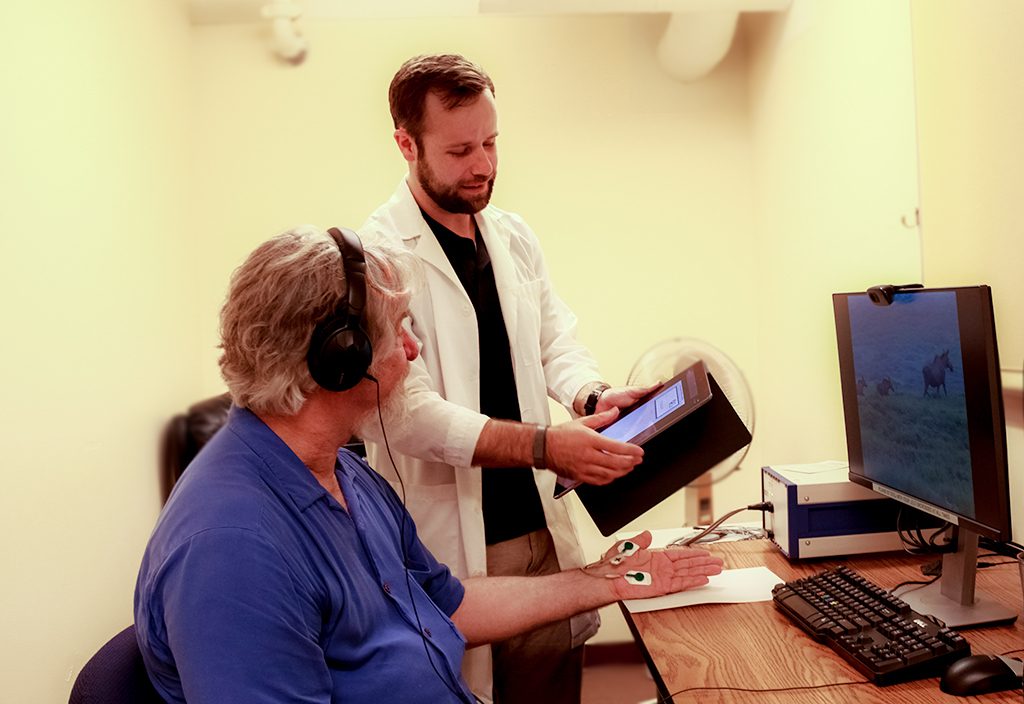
{"left": 486, "top": 529, "right": 584, "bottom": 704}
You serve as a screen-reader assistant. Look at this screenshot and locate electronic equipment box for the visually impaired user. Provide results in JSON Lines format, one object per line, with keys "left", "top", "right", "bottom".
{"left": 761, "top": 461, "right": 939, "bottom": 559}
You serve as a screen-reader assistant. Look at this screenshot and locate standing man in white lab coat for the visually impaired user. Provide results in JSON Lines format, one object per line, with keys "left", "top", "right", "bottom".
{"left": 359, "top": 54, "right": 652, "bottom": 704}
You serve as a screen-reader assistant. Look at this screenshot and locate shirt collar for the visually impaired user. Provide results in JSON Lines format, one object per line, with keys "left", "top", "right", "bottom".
{"left": 420, "top": 208, "right": 490, "bottom": 270}
{"left": 226, "top": 406, "right": 334, "bottom": 511}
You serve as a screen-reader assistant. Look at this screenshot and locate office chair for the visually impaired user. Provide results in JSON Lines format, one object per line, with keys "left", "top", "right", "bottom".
{"left": 160, "top": 393, "right": 232, "bottom": 502}
{"left": 69, "top": 625, "right": 163, "bottom": 703}
{"left": 160, "top": 393, "right": 369, "bottom": 503}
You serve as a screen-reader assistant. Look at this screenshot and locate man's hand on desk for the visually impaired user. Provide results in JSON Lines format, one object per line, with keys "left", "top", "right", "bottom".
{"left": 582, "top": 530, "right": 725, "bottom": 600}
{"left": 545, "top": 408, "right": 644, "bottom": 485}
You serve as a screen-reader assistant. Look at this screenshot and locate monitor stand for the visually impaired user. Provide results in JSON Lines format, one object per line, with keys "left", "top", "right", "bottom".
{"left": 900, "top": 528, "right": 1018, "bottom": 629}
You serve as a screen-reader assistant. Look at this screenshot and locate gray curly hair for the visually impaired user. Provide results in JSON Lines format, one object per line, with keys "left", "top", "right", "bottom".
{"left": 218, "top": 225, "right": 416, "bottom": 415}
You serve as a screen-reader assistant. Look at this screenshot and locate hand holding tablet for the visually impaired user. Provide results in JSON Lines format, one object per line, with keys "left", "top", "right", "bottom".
{"left": 555, "top": 360, "right": 714, "bottom": 498}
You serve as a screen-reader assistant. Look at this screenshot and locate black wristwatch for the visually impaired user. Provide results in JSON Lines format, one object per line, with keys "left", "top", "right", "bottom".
{"left": 584, "top": 383, "right": 610, "bottom": 416}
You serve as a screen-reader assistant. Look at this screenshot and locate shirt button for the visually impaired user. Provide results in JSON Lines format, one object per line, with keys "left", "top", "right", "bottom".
{"left": 382, "top": 582, "right": 391, "bottom": 594}
{"left": 423, "top": 627, "right": 432, "bottom": 638}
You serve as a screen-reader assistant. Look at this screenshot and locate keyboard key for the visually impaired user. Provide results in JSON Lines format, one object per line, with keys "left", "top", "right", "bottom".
{"left": 903, "top": 648, "right": 933, "bottom": 666}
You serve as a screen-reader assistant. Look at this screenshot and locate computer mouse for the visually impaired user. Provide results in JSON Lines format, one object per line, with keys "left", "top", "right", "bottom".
{"left": 939, "top": 654, "right": 1023, "bottom": 696}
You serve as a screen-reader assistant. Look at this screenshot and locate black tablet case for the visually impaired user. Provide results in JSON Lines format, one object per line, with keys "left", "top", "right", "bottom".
{"left": 575, "top": 372, "right": 752, "bottom": 536}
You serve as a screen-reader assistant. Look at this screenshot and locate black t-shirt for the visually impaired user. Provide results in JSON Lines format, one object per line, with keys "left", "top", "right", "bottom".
{"left": 421, "top": 211, "right": 547, "bottom": 545}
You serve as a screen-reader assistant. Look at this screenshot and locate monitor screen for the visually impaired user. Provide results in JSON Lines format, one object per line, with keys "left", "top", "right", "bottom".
{"left": 833, "top": 285, "right": 1011, "bottom": 542}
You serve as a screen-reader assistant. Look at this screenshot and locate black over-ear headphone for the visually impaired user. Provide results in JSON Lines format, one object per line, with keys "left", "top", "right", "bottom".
{"left": 307, "top": 227, "right": 374, "bottom": 392}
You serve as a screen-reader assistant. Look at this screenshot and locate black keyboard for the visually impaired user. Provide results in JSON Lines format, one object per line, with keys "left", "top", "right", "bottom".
{"left": 772, "top": 565, "right": 970, "bottom": 685}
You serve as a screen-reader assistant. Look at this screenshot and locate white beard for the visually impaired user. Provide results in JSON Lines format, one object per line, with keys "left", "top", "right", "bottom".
{"left": 354, "top": 375, "right": 411, "bottom": 447}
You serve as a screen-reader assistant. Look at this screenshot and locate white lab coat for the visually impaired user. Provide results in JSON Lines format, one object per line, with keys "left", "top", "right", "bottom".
{"left": 359, "top": 179, "right": 602, "bottom": 698}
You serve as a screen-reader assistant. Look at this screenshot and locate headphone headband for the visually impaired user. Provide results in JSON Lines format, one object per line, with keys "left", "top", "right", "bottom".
{"left": 327, "top": 226, "right": 368, "bottom": 322}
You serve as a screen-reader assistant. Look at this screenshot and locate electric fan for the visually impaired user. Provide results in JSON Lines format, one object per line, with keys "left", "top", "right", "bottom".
{"left": 627, "top": 337, "right": 755, "bottom": 525}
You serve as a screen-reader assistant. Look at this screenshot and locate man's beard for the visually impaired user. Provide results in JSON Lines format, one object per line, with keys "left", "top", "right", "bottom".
{"left": 378, "top": 377, "right": 409, "bottom": 425}
{"left": 416, "top": 154, "right": 495, "bottom": 215}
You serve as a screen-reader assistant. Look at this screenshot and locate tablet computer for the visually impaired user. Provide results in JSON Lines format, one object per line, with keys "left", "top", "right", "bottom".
{"left": 575, "top": 371, "right": 752, "bottom": 535}
{"left": 554, "top": 360, "right": 713, "bottom": 498}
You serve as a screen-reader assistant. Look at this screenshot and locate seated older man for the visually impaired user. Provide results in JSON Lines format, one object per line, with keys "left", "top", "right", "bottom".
{"left": 134, "top": 225, "right": 723, "bottom": 703}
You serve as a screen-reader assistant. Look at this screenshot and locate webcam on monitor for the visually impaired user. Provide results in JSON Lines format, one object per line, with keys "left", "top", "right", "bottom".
{"left": 865, "top": 282, "right": 924, "bottom": 306}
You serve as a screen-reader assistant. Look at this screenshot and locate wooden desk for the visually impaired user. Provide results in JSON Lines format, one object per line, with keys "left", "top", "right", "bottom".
{"left": 623, "top": 540, "right": 1024, "bottom": 703}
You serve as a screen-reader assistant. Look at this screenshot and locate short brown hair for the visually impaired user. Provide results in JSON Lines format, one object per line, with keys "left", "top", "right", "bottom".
{"left": 388, "top": 54, "right": 495, "bottom": 141}
{"left": 218, "top": 226, "right": 416, "bottom": 415}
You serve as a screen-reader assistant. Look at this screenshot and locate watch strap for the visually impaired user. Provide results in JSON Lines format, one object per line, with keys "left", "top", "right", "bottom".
{"left": 532, "top": 424, "right": 547, "bottom": 469}
{"left": 584, "top": 383, "right": 610, "bottom": 416}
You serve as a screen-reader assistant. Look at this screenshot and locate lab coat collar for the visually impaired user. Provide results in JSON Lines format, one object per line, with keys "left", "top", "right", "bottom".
{"left": 383, "top": 179, "right": 514, "bottom": 307}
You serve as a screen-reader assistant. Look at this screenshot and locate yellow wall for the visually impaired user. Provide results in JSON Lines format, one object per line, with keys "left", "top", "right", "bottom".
{"left": 0, "top": 2, "right": 195, "bottom": 701}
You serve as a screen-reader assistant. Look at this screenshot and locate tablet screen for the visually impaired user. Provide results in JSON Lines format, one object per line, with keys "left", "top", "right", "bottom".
{"left": 554, "top": 360, "right": 713, "bottom": 498}
{"left": 599, "top": 360, "right": 712, "bottom": 446}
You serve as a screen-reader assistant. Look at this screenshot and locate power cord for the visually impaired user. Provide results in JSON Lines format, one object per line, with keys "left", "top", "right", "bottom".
{"left": 370, "top": 379, "right": 478, "bottom": 704}
{"left": 981, "top": 536, "right": 1024, "bottom": 559}
{"left": 892, "top": 545, "right": 1019, "bottom": 596}
{"left": 896, "top": 508, "right": 953, "bottom": 555}
{"left": 891, "top": 575, "right": 939, "bottom": 596}
{"left": 670, "top": 502, "right": 773, "bottom": 548}
{"left": 656, "top": 678, "right": 870, "bottom": 702}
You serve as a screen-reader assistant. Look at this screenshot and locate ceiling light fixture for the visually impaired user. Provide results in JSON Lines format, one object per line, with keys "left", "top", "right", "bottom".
{"left": 262, "top": 0, "right": 308, "bottom": 65}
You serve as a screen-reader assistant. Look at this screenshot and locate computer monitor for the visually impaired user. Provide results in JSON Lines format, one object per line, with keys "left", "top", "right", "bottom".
{"left": 833, "top": 285, "right": 1016, "bottom": 628}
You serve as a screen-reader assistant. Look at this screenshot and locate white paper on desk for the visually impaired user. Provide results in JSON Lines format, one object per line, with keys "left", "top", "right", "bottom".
{"left": 622, "top": 566, "right": 783, "bottom": 614}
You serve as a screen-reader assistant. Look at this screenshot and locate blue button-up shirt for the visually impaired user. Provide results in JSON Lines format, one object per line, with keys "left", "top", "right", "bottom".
{"left": 135, "top": 407, "right": 473, "bottom": 703}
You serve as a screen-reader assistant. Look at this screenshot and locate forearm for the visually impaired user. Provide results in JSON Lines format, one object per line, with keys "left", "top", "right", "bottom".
{"left": 452, "top": 534, "right": 724, "bottom": 647}
{"left": 471, "top": 414, "right": 644, "bottom": 485}
{"left": 471, "top": 418, "right": 535, "bottom": 467}
{"left": 451, "top": 570, "right": 614, "bottom": 647}
{"left": 468, "top": 380, "right": 609, "bottom": 467}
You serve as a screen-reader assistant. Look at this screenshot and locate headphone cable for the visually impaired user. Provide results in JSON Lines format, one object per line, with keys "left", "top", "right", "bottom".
{"left": 370, "top": 378, "right": 477, "bottom": 704}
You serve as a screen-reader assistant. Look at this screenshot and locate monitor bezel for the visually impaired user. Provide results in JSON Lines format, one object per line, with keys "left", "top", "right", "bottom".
{"left": 833, "top": 285, "right": 1012, "bottom": 542}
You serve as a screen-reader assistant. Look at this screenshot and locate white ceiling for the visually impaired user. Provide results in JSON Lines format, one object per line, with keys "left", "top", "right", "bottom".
{"left": 187, "top": 0, "right": 790, "bottom": 24}
{"left": 186, "top": 0, "right": 791, "bottom": 80}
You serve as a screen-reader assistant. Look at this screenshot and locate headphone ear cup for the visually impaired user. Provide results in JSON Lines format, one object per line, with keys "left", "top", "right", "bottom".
{"left": 308, "top": 226, "right": 374, "bottom": 392}
{"left": 307, "top": 318, "right": 374, "bottom": 392}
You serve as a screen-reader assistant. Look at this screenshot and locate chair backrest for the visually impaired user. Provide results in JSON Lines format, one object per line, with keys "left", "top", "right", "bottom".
{"left": 159, "top": 393, "right": 367, "bottom": 503}
{"left": 160, "top": 392, "right": 232, "bottom": 502}
{"left": 69, "top": 625, "right": 163, "bottom": 704}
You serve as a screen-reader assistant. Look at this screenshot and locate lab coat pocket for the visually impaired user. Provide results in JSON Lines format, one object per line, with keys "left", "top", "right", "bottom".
{"left": 403, "top": 482, "right": 465, "bottom": 574}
